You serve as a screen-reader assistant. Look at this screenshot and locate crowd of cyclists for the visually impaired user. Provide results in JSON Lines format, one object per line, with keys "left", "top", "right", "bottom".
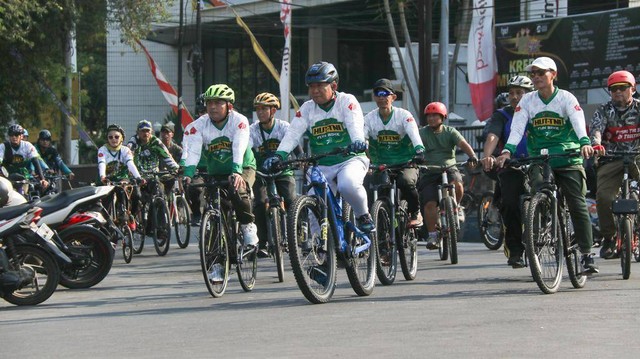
{"left": 3, "top": 56, "right": 639, "bottom": 286}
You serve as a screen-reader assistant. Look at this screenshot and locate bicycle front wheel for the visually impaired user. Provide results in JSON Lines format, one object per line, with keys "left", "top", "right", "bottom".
{"left": 173, "top": 196, "right": 191, "bottom": 249}
{"left": 342, "top": 203, "right": 376, "bottom": 296}
{"left": 287, "top": 195, "right": 337, "bottom": 304}
{"left": 131, "top": 207, "right": 146, "bottom": 254}
{"left": 371, "top": 199, "right": 397, "bottom": 285}
{"left": 121, "top": 224, "right": 133, "bottom": 264}
{"left": 396, "top": 200, "right": 417, "bottom": 280}
{"left": 199, "top": 211, "right": 229, "bottom": 298}
{"left": 444, "top": 197, "right": 459, "bottom": 265}
{"left": 525, "top": 193, "right": 563, "bottom": 294}
{"left": 267, "top": 206, "right": 285, "bottom": 283}
{"left": 236, "top": 221, "right": 258, "bottom": 292}
{"left": 563, "top": 212, "right": 586, "bottom": 289}
{"left": 478, "top": 192, "right": 504, "bottom": 250}
{"left": 152, "top": 197, "right": 171, "bottom": 256}
{"left": 620, "top": 216, "right": 633, "bottom": 280}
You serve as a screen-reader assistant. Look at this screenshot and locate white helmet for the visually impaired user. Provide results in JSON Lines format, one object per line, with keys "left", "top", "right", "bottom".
{"left": 507, "top": 75, "right": 534, "bottom": 91}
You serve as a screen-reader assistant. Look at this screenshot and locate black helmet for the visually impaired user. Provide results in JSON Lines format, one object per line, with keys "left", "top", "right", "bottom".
{"left": 195, "top": 93, "right": 206, "bottom": 114}
{"left": 106, "top": 124, "right": 125, "bottom": 138}
{"left": 7, "top": 124, "right": 24, "bottom": 136}
{"left": 39, "top": 129, "right": 52, "bottom": 140}
{"left": 305, "top": 61, "right": 339, "bottom": 85}
{"left": 494, "top": 92, "right": 510, "bottom": 109}
{"left": 0, "top": 177, "right": 12, "bottom": 207}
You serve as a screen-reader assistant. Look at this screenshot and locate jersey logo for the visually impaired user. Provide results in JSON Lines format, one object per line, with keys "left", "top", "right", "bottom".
{"left": 295, "top": 111, "right": 301, "bottom": 118}
{"left": 348, "top": 103, "right": 355, "bottom": 111}
{"left": 238, "top": 122, "right": 247, "bottom": 130}
{"left": 406, "top": 117, "right": 414, "bottom": 123}
{"left": 312, "top": 123, "right": 344, "bottom": 136}
{"left": 515, "top": 106, "right": 522, "bottom": 112}
{"left": 574, "top": 104, "right": 582, "bottom": 112}
{"left": 98, "top": 153, "right": 104, "bottom": 157}
{"left": 189, "top": 127, "right": 197, "bottom": 135}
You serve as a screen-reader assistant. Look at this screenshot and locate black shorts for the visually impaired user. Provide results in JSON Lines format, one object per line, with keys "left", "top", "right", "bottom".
{"left": 418, "top": 167, "right": 463, "bottom": 204}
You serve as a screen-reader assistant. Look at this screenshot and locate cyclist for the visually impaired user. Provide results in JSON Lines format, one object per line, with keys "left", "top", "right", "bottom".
{"left": 0, "top": 124, "right": 49, "bottom": 193}
{"left": 130, "top": 120, "right": 180, "bottom": 217}
{"left": 481, "top": 75, "right": 534, "bottom": 268}
{"left": 250, "top": 92, "right": 300, "bottom": 258}
{"left": 263, "top": 61, "right": 375, "bottom": 233}
{"left": 496, "top": 56, "right": 598, "bottom": 274}
{"left": 159, "top": 122, "right": 183, "bottom": 166}
{"left": 589, "top": 70, "right": 640, "bottom": 259}
{"left": 364, "top": 78, "right": 425, "bottom": 227}
{"left": 34, "top": 130, "right": 75, "bottom": 180}
{"left": 181, "top": 84, "right": 260, "bottom": 253}
{"left": 418, "top": 102, "right": 478, "bottom": 249}
{"left": 98, "top": 124, "right": 144, "bottom": 184}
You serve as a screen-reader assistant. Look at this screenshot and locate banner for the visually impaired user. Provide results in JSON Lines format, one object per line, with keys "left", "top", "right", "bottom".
{"left": 136, "top": 40, "right": 194, "bottom": 129}
{"left": 520, "top": 0, "right": 567, "bottom": 21}
{"left": 495, "top": 7, "right": 640, "bottom": 92}
{"left": 279, "top": 0, "right": 292, "bottom": 121}
{"left": 467, "top": 0, "right": 497, "bottom": 121}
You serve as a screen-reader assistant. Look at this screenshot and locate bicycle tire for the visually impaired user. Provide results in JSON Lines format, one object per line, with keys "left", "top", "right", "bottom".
{"left": 131, "top": 206, "right": 146, "bottom": 254}
{"left": 58, "top": 225, "right": 114, "bottom": 289}
{"left": 478, "top": 192, "right": 504, "bottom": 250}
{"left": 236, "top": 218, "right": 258, "bottom": 292}
{"left": 438, "top": 198, "right": 449, "bottom": 261}
{"left": 3, "top": 244, "right": 60, "bottom": 306}
{"left": 525, "top": 192, "right": 563, "bottom": 294}
{"left": 152, "top": 197, "right": 171, "bottom": 256}
{"left": 371, "top": 199, "right": 397, "bottom": 285}
{"left": 268, "top": 206, "right": 285, "bottom": 283}
{"left": 396, "top": 200, "right": 417, "bottom": 280}
{"left": 287, "top": 195, "right": 337, "bottom": 304}
{"left": 342, "top": 203, "right": 376, "bottom": 296}
{"left": 444, "top": 197, "right": 459, "bottom": 265}
{"left": 563, "top": 212, "right": 586, "bottom": 289}
{"left": 121, "top": 224, "right": 133, "bottom": 264}
{"left": 199, "top": 211, "right": 229, "bottom": 298}
{"left": 174, "top": 195, "right": 191, "bottom": 249}
{"left": 620, "top": 216, "right": 632, "bottom": 280}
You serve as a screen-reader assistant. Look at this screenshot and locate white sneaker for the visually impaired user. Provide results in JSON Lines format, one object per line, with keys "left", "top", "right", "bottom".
{"left": 457, "top": 206, "right": 466, "bottom": 223}
{"left": 241, "top": 223, "right": 259, "bottom": 246}
{"left": 208, "top": 263, "right": 224, "bottom": 284}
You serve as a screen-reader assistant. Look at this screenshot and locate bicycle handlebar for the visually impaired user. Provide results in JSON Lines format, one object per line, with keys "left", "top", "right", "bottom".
{"left": 504, "top": 151, "right": 581, "bottom": 168}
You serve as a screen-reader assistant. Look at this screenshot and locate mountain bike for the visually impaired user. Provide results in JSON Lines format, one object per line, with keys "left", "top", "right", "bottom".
{"left": 132, "top": 170, "right": 172, "bottom": 256}
{"left": 459, "top": 169, "right": 504, "bottom": 250}
{"left": 167, "top": 176, "right": 191, "bottom": 249}
{"left": 370, "top": 161, "right": 420, "bottom": 284}
{"left": 276, "top": 148, "right": 375, "bottom": 304}
{"left": 103, "top": 179, "right": 136, "bottom": 263}
{"left": 191, "top": 176, "right": 258, "bottom": 298}
{"left": 255, "top": 169, "right": 292, "bottom": 283}
{"left": 506, "top": 150, "right": 588, "bottom": 294}
{"left": 599, "top": 151, "right": 640, "bottom": 279}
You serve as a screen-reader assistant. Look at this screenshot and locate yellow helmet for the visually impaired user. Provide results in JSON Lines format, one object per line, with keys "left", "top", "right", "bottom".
{"left": 253, "top": 92, "right": 280, "bottom": 109}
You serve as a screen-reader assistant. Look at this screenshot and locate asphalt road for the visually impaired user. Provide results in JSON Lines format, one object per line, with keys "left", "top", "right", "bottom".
{"left": 2, "top": 236, "right": 639, "bottom": 358}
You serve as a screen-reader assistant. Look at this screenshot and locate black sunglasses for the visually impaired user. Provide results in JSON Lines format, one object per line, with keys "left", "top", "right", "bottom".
{"left": 374, "top": 90, "right": 392, "bottom": 97}
{"left": 529, "top": 69, "right": 550, "bottom": 77}
{"left": 108, "top": 135, "right": 121, "bottom": 140}
{"left": 609, "top": 84, "right": 632, "bottom": 93}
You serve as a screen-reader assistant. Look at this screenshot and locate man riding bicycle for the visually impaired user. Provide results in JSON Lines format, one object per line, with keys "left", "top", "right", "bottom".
{"left": 181, "top": 84, "right": 260, "bottom": 250}
{"left": 418, "top": 102, "right": 478, "bottom": 249}
{"left": 263, "top": 61, "right": 375, "bottom": 233}
{"left": 589, "top": 70, "right": 640, "bottom": 260}
{"left": 250, "top": 92, "right": 300, "bottom": 258}
{"left": 496, "top": 56, "right": 598, "bottom": 274}
{"left": 0, "top": 124, "right": 49, "bottom": 194}
{"left": 34, "top": 129, "right": 75, "bottom": 181}
{"left": 364, "top": 78, "right": 425, "bottom": 227}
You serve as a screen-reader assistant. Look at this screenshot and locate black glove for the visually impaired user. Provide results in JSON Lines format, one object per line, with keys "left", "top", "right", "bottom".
{"left": 263, "top": 156, "right": 283, "bottom": 173}
{"left": 467, "top": 156, "right": 479, "bottom": 167}
{"left": 412, "top": 149, "right": 425, "bottom": 164}
{"left": 346, "top": 140, "right": 367, "bottom": 154}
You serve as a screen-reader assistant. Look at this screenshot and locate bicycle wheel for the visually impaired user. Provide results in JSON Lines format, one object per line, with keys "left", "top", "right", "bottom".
{"left": 199, "top": 211, "right": 229, "bottom": 298}
{"left": 152, "top": 197, "right": 171, "bottom": 256}
{"left": 267, "top": 206, "right": 285, "bottom": 283}
{"left": 58, "top": 225, "right": 114, "bottom": 289}
{"left": 121, "top": 224, "right": 133, "bottom": 264}
{"left": 525, "top": 193, "right": 563, "bottom": 294}
{"left": 3, "top": 244, "right": 60, "bottom": 306}
{"left": 173, "top": 196, "right": 191, "bottom": 249}
{"left": 236, "top": 219, "right": 258, "bottom": 292}
{"left": 131, "top": 206, "right": 146, "bottom": 254}
{"left": 444, "top": 197, "right": 459, "bottom": 265}
{"left": 564, "top": 212, "right": 586, "bottom": 289}
{"left": 287, "top": 195, "right": 337, "bottom": 304}
{"left": 620, "top": 216, "right": 632, "bottom": 280}
{"left": 342, "top": 203, "right": 376, "bottom": 296}
{"left": 396, "top": 200, "right": 417, "bottom": 280}
{"left": 478, "top": 192, "right": 504, "bottom": 250}
{"left": 371, "top": 199, "right": 397, "bottom": 285}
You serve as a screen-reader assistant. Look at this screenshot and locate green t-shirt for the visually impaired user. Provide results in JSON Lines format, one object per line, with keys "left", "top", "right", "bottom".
{"left": 418, "top": 125, "right": 464, "bottom": 167}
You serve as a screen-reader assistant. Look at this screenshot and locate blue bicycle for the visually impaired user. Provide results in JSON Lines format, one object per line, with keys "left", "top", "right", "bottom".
{"left": 276, "top": 147, "right": 376, "bottom": 304}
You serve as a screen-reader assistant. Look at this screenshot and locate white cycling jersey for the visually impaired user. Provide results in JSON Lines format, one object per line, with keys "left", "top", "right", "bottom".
{"left": 364, "top": 106, "right": 423, "bottom": 165}
{"left": 97, "top": 145, "right": 141, "bottom": 180}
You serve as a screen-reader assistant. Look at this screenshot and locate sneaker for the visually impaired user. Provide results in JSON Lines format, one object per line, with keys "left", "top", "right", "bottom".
{"left": 356, "top": 213, "right": 376, "bottom": 233}
{"left": 241, "top": 223, "right": 259, "bottom": 247}
{"left": 507, "top": 255, "right": 525, "bottom": 269}
{"left": 599, "top": 238, "right": 617, "bottom": 259}
{"left": 457, "top": 206, "right": 466, "bottom": 223}
{"left": 207, "top": 263, "right": 224, "bottom": 284}
{"left": 581, "top": 253, "right": 599, "bottom": 274}
{"left": 191, "top": 213, "right": 201, "bottom": 227}
{"left": 308, "top": 265, "right": 328, "bottom": 286}
{"left": 409, "top": 212, "right": 423, "bottom": 227}
{"left": 426, "top": 234, "right": 439, "bottom": 250}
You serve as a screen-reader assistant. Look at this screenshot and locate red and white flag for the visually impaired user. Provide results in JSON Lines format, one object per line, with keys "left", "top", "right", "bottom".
{"left": 137, "top": 40, "right": 194, "bottom": 129}
{"left": 467, "top": 0, "right": 497, "bottom": 121}
{"left": 279, "top": 0, "right": 292, "bottom": 122}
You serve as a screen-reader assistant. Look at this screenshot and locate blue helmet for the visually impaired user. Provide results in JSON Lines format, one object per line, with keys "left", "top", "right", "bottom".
{"left": 305, "top": 61, "right": 339, "bottom": 85}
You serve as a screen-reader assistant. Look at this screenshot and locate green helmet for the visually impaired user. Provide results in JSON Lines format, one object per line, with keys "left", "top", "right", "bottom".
{"left": 203, "top": 84, "right": 235, "bottom": 103}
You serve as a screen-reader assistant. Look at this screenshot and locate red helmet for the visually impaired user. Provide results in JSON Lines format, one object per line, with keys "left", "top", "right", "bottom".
{"left": 423, "top": 102, "right": 448, "bottom": 118}
{"left": 607, "top": 70, "right": 636, "bottom": 88}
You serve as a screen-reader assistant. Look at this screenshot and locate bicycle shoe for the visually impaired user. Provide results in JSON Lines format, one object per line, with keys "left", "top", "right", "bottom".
{"left": 356, "top": 213, "right": 376, "bottom": 233}
{"left": 507, "top": 255, "right": 525, "bottom": 269}
{"left": 581, "top": 253, "right": 599, "bottom": 274}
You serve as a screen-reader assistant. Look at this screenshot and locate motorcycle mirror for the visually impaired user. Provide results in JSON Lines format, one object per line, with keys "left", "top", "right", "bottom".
{"left": 0, "top": 166, "right": 7, "bottom": 178}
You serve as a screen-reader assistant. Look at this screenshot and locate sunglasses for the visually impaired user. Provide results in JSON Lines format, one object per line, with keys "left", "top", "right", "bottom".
{"left": 609, "top": 84, "right": 632, "bottom": 93}
{"left": 108, "top": 135, "right": 121, "bottom": 140}
{"left": 374, "top": 90, "right": 392, "bottom": 97}
{"left": 529, "top": 69, "right": 550, "bottom": 77}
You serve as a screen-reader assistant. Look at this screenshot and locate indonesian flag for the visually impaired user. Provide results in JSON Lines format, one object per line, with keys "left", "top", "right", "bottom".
{"left": 467, "top": 0, "right": 498, "bottom": 121}
{"left": 279, "top": 0, "right": 292, "bottom": 122}
{"left": 137, "top": 40, "right": 194, "bottom": 129}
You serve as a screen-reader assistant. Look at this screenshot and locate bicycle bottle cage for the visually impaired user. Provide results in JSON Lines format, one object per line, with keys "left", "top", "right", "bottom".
{"left": 612, "top": 198, "right": 638, "bottom": 215}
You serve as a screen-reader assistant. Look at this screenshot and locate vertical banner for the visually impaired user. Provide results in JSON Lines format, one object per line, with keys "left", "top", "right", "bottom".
{"left": 467, "top": 0, "right": 497, "bottom": 121}
{"left": 279, "top": 0, "right": 292, "bottom": 122}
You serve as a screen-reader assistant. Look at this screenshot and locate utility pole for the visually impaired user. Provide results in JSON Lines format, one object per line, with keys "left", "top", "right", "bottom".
{"left": 177, "top": 0, "right": 184, "bottom": 126}
{"left": 62, "top": 3, "right": 76, "bottom": 163}
{"left": 195, "top": 0, "right": 202, "bottom": 96}
{"left": 439, "top": 0, "right": 449, "bottom": 111}
{"left": 418, "top": 0, "right": 433, "bottom": 125}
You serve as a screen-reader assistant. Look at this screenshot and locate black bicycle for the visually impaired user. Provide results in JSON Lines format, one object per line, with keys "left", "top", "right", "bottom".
{"left": 132, "top": 170, "right": 172, "bottom": 256}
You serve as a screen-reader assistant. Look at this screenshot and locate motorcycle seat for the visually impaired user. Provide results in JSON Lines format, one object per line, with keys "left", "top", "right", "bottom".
{"left": 0, "top": 203, "right": 33, "bottom": 221}
{"left": 38, "top": 187, "right": 105, "bottom": 216}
